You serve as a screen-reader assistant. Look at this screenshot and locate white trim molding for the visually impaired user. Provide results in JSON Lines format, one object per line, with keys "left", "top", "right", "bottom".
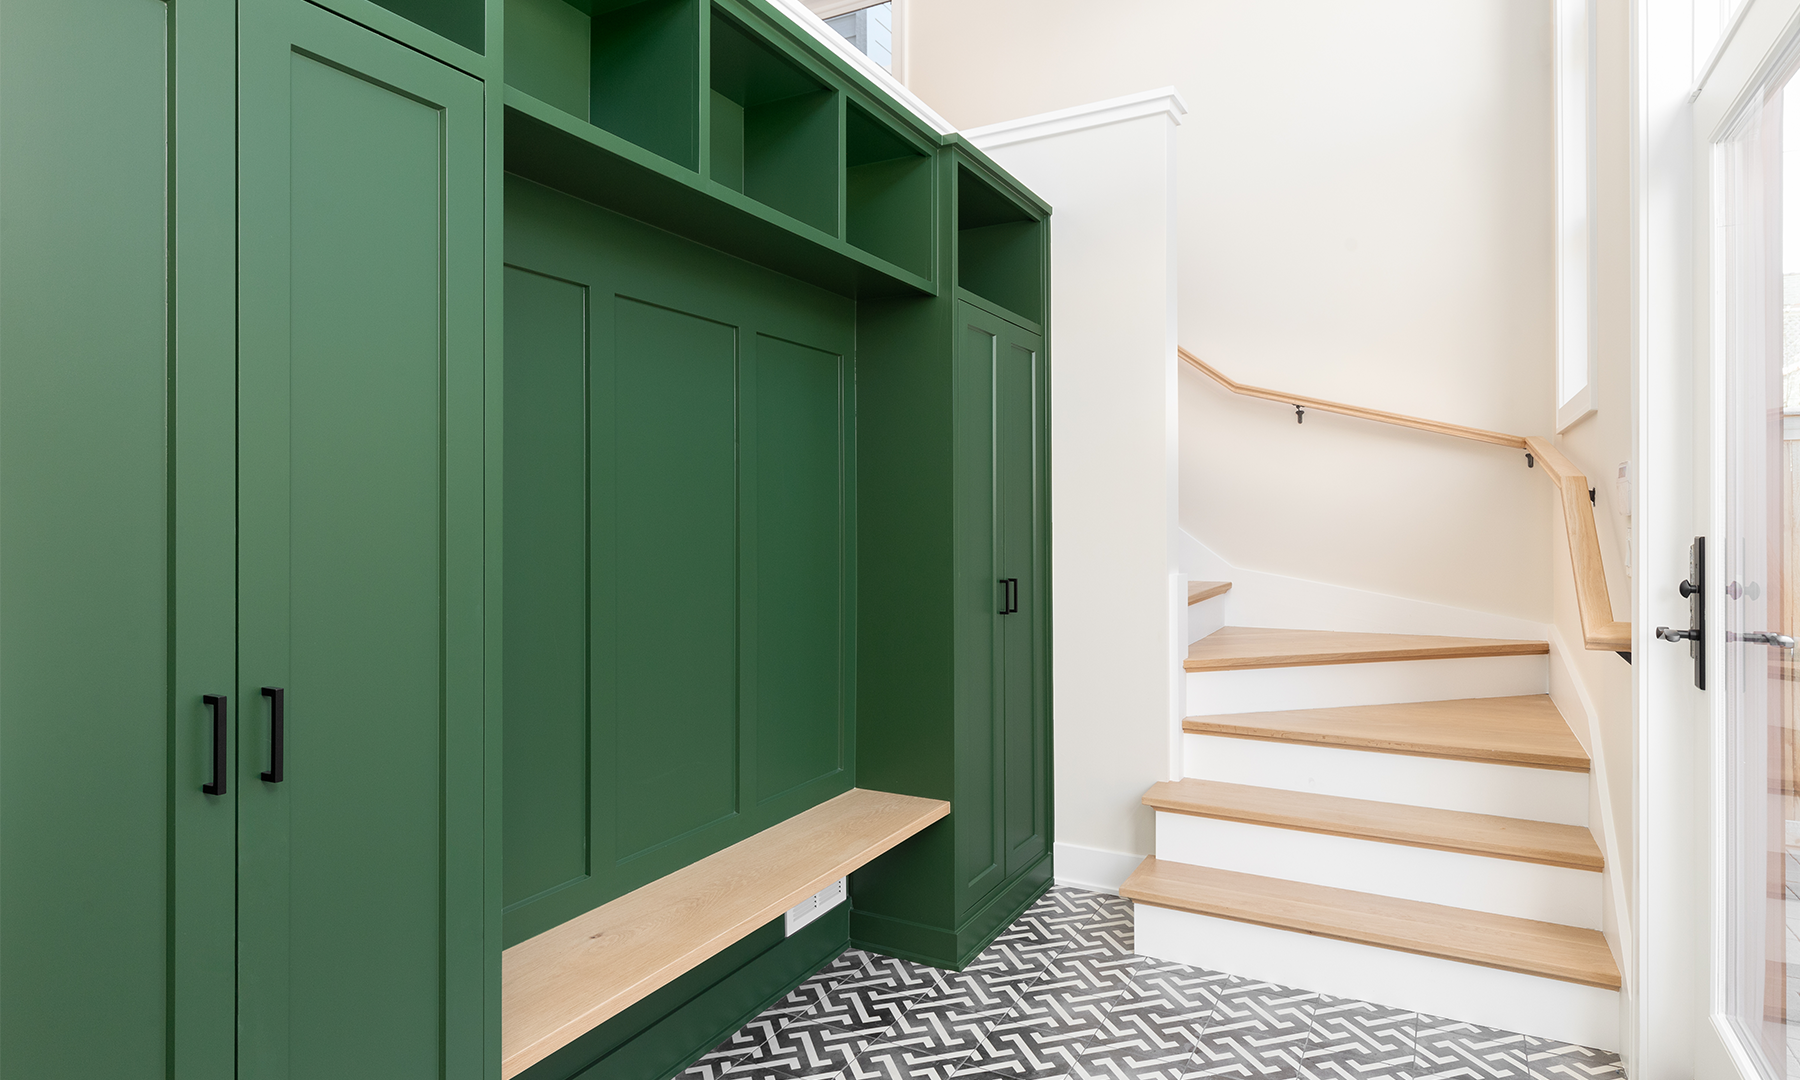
{"left": 963, "top": 87, "right": 1189, "bottom": 151}
{"left": 1053, "top": 842, "right": 1143, "bottom": 895}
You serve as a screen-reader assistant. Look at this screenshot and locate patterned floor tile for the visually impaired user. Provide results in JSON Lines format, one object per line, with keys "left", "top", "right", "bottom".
{"left": 678, "top": 950, "right": 878, "bottom": 1080}
{"left": 788, "top": 971, "right": 927, "bottom": 1039}
{"left": 722, "top": 1021, "right": 882, "bottom": 1080}
{"left": 1059, "top": 1034, "right": 1201, "bottom": 1080}
{"left": 1084, "top": 958, "right": 1217, "bottom": 1059}
{"left": 1523, "top": 1040, "right": 1624, "bottom": 1080}
{"left": 947, "top": 978, "right": 1132, "bottom": 1079}
{"left": 1412, "top": 1017, "right": 1527, "bottom": 1080}
{"left": 845, "top": 992, "right": 1020, "bottom": 1080}
{"left": 1188, "top": 978, "right": 1319, "bottom": 1080}
{"left": 690, "top": 889, "right": 1622, "bottom": 1080}
{"left": 767, "top": 950, "right": 880, "bottom": 1019}
{"left": 1298, "top": 996, "right": 1416, "bottom": 1080}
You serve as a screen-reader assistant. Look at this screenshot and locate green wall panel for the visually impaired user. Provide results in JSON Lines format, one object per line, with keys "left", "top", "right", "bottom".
{"left": 503, "top": 176, "right": 857, "bottom": 947}
{"left": 0, "top": 0, "right": 174, "bottom": 1075}
{"left": 754, "top": 335, "right": 848, "bottom": 801}
{"left": 505, "top": 267, "right": 594, "bottom": 910}
{"left": 608, "top": 296, "right": 741, "bottom": 858}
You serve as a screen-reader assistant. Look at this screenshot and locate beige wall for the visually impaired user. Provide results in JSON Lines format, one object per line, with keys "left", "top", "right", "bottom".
{"left": 906, "top": 0, "right": 1558, "bottom": 619}
{"left": 904, "top": 0, "right": 1636, "bottom": 971}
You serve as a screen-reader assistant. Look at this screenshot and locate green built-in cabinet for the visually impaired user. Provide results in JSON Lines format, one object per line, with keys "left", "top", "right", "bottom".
{"left": 0, "top": 0, "right": 1049, "bottom": 1076}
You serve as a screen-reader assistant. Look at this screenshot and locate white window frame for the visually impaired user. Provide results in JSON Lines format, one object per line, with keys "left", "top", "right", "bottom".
{"left": 1555, "top": 0, "right": 1600, "bottom": 432}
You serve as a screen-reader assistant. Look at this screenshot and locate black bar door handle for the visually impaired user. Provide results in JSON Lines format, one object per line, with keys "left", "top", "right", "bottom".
{"left": 202, "top": 694, "right": 227, "bottom": 796}
{"left": 997, "top": 578, "right": 1019, "bottom": 615}
{"left": 261, "top": 686, "right": 285, "bottom": 783}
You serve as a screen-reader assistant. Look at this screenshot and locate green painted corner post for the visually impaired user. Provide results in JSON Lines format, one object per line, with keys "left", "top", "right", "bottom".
{"left": 849, "top": 149, "right": 1055, "bottom": 971}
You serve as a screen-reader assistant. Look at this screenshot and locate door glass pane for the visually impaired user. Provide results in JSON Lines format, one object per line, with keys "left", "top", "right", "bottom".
{"left": 1717, "top": 67, "right": 1800, "bottom": 1080}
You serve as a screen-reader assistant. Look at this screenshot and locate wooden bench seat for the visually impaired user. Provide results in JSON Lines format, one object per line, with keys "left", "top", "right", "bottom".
{"left": 500, "top": 787, "right": 950, "bottom": 1078}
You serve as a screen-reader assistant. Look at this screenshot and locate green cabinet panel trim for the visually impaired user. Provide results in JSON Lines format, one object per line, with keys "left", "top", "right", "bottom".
{"left": 1, "top": 0, "right": 1050, "bottom": 1073}
{"left": 0, "top": 1, "right": 178, "bottom": 1076}
{"left": 236, "top": 2, "right": 489, "bottom": 1076}
{"left": 503, "top": 175, "right": 859, "bottom": 947}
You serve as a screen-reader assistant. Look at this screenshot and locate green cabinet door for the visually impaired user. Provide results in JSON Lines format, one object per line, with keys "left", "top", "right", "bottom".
{"left": 994, "top": 321, "right": 1048, "bottom": 877}
{"left": 953, "top": 300, "right": 1048, "bottom": 917}
{"left": 236, "top": 2, "right": 488, "bottom": 1077}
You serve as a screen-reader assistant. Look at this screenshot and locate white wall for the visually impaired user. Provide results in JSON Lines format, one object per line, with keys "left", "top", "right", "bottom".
{"left": 906, "top": 0, "right": 1557, "bottom": 621}
{"left": 965, "top": 93, "right": 1184, "bottom": 892}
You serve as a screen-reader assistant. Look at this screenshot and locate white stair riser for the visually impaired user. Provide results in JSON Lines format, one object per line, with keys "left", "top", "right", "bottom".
{"left": 1132, "top": 903, "right": 1620, "bottom": 1052}
{"left": 1183, "top": 734, "right": 1589, "bottom": 825}
{"left": 1153, "top": 812, "right": 1601, "bottom": 928}
{"left": 1189, "top": 594, "right": 1227, "bottom": 643}
{"left": 1186, "top": 656, "right": 1547, "bottom": 715}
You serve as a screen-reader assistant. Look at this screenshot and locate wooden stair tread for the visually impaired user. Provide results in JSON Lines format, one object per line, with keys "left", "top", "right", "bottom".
{"left": 1120, "top": 858, "right": 1620, "bottom": 990}
{"left": 500, "top": 788, "right": 949, "bottom": 1079}
{"left": 1143, "top": 778, "right": 1601, "bottom": 870}
{"left": 1183, "top": 695, "right": 1588, "bottom": 771}
{"left": 1188, "top": 580, "right": 1232, "bottom": 605}
{"left": 1184, "top": 626, "right": 1548, "bottom": 672}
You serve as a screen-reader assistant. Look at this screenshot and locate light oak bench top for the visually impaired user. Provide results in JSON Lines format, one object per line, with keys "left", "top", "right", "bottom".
{"left": 501, "top": 788, "right": 950, "bottom": 1079}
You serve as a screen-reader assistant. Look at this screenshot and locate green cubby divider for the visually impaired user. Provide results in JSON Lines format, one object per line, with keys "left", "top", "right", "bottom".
{"left": 710, "top": 8, "right": 840, "bottom": 235}
{"left": 369, "top": 0, "right": 485, "bottom": 52}
{"left": 956, "top": 164, "right": 1044, "bottom": 324}
{"left": 845, "top": 101, "right": 931, "bottom": 279}
{"left": 504, "top": 0, "right": 702, "bottom": 169}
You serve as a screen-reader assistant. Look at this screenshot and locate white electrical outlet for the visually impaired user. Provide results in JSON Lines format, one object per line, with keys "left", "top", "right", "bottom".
{"left": 784, "top": 877, "right": 847, "bottom": 936}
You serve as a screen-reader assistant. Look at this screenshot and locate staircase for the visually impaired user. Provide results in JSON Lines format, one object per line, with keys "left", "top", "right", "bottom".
{"left": 1121, "top": 584, "right": 1621, "bottom": 1050}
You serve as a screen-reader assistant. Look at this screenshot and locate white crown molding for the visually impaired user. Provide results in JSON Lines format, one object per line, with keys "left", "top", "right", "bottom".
{"left": 764, "top": 0, "right": 956, "bottom": 135}
{"left": 963, "top": 87, "right": 1189, "bottom": 150}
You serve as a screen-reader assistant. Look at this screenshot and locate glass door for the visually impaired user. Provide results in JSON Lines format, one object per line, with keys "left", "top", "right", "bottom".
{"left": 1715, "top": 63, "right": 1800, "bottom": 1080}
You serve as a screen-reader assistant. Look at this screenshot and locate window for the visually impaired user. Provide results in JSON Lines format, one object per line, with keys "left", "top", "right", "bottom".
{"left": 1554, "top": 0, "right": 1598, "bottom": 431}
{"left": 822, "top": 2, "right": 892, "bottom": 72}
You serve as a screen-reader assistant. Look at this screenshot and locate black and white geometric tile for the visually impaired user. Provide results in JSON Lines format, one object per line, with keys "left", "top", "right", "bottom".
{"left": 675, "top": 886, "right": 1626, "bottom": 1080}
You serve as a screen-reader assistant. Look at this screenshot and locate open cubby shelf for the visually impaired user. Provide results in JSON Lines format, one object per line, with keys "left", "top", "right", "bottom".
{"left": 846, "top": 101, "right": 932, "bottom": 279}
{"left": 709, "top": 8, "right": 839, "bottom": 235}
{"left": 505, "top": 0, "right": 702, "bottom": 170}
{"left": 371, "top": 0, "right": 486, "bottom": 52}
{"left": 956, "top": 163, "right": 1044, "bottom": 324}
{"left": 504, "top": 87, "right": 932, "bottom": 298}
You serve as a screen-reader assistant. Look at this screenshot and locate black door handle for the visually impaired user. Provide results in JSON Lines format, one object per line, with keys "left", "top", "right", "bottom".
{"left": 997, "top": 578, "right": 1019, "bottom": 615}
{"left": 261, "top": 686, "right": 285, "bottom": 783}
{"left": 202, "top": 694, "right": 227, "bottom": 796}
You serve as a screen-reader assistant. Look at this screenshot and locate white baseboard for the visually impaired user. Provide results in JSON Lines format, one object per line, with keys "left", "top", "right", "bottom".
{"left": 1183, "top": 733, "right": 1589, "bottom": 825}
{"left": 1185, "top": 655, "right": 1548, "bottom": 716}
{"left": 1133, "top": 903, "right": 1620, "bottom": 1051}
{"left": 1154, "top": 812, "right": 1602, "bottom": 928}
{"left": 1053, "top": 842, "right": 1144, "bottom": 894}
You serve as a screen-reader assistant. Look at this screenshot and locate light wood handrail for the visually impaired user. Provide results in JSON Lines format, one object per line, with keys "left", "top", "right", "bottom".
{"left": 1179, "top": 348, "right": 1631, "bottom": 653}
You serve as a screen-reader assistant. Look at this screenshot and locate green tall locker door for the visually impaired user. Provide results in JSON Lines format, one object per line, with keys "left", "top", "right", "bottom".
{"left": 953, "top": 301, "right": 1048, "bottom": 917}
{"left": 236, "top": 3, "right": 487, "bottom": 1078}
